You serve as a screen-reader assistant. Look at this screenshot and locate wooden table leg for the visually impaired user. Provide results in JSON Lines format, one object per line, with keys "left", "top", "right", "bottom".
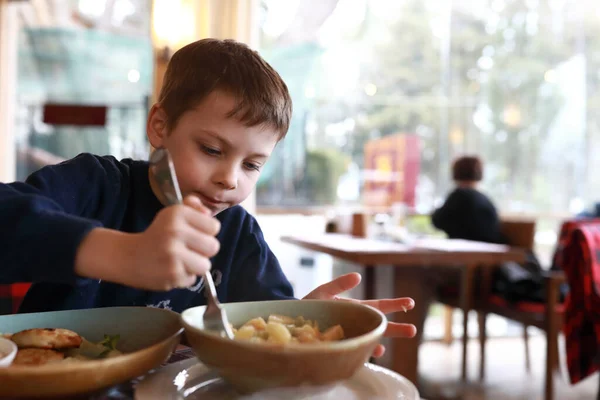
{"left": 478, "top": 265, "right": 493, "bottom": 380}
{"left": 390, "top": 267, "right": 433, "bottom": 386}
{"left": 364, "top": 265, "right": 375, "bottom": 300}
{"left": 443, "top": 306, "right": 454, "bottom": 345}
{"left": 363, "top": 265, "right": 377, "bottom": 365}
{"left": 461, "top": 264, "right": 477, "bottom": 381}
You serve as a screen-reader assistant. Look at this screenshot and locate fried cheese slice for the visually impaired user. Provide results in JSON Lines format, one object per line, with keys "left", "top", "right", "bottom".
{"left": 12, "top": 348, "right": 65, "bottom": 366}
{"left": 10, "top": 328, "right": 83, "bottom": 350}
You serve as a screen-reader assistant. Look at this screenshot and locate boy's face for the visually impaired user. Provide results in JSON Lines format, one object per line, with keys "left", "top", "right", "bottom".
{"left": 147, "top": 90, "right": 280, "bottom": 216}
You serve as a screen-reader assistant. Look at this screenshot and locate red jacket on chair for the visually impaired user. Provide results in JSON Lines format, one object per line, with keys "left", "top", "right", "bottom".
{"left": 560, "top": 219, "right": 600, "bottom": 384}
{"left": 0, "top": 283, "right": 31, "bottom": 315}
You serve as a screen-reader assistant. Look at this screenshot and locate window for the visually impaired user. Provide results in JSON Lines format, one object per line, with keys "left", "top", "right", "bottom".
{"left": 13, "top": 1, "right": 153, "bottom": 180}
{"left": 258, "top": 0, "right": 600, "bottom": 262}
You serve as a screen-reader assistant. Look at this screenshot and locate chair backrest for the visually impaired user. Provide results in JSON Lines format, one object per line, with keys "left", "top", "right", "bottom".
{"left": 500, "top": 219, "right": 536, "bottom": 249}
{"left": 574, "top": 223, "right": 600, "bottom": 300}
{"left": 326, "top": 212, "right": 369, "bottom": 238}
{"left": 552, "top": 218, "right": 600, "bottom": 271}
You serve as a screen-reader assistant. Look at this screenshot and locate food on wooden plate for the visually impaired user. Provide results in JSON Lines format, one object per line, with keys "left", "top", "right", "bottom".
{"left": 2, "top": 328, "right": 122, "bottom": 366}
{"left": 13, "top": 348, "right": 65, "bottom": 366}
{"left": 232, "top": 314, "right": 345, "bottom": 344}
{"left": 11, "top": 328, "right": 82, "bottom": 350}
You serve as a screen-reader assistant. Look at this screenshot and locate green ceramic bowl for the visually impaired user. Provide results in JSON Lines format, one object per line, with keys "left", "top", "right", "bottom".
{"left": 0, "top": 306, "right": 183, "bottom": 398}
{"left": 181, "top": 299, "right": 387, "bottom": 394}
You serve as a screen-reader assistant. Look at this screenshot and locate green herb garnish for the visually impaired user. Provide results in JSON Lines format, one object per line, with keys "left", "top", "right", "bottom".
{"left": 98, "top": 334, "right": 120, "bottom": 358}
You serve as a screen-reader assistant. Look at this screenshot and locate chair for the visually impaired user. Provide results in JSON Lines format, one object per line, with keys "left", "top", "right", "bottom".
{"left": 478, "top": 220, "right": 538, "bottom": 373}
{"left": 326, "top": 212, "right": 374, "bottom": 299}
{"left": 438, "top": 220, "right": 537, "bottom": 377}
{"left": 326, "top": 212, "right": 369, "bottom": 238}
{"left": 479, "top": 219, "right": 600, "bottom": 400}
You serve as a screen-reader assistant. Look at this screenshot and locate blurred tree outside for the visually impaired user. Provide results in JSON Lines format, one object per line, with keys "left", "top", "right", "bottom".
{"left": 304, "top": 149, "right": 351, "bottom": 204}
{"left": 259, "top": 0, "right": 600, "bottom": 215}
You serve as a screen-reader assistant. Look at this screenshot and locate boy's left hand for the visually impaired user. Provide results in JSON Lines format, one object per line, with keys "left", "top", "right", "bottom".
{"left": 303, "top": 272, "right": 417, "bottom": 358}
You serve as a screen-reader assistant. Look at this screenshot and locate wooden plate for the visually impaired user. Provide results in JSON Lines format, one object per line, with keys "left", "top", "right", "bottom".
{"left": 0, "top": 306, "right": 183, "bottom": 398}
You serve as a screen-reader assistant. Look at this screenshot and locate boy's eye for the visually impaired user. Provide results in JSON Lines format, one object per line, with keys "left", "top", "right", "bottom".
{"left": 244, "top": 162, "right": 261, "bottom": 171}
{"left": 201, "top": 145, "right": 221, "bottom": 156}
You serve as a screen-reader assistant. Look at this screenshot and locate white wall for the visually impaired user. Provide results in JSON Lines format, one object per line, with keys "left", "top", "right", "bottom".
{"left": 255, "top": 214, "right": 333, "bottom": 298}
{"left": 0, "top": 1, "right": 18, "bottom": 182}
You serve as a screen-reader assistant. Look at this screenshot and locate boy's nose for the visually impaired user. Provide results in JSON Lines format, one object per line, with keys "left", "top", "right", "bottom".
{"left": 213, "top": 166, "right": 237, "bottom": 190}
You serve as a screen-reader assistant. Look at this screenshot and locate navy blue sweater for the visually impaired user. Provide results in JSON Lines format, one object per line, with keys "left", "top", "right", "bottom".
{"left": 0, "top": 153, "right": 294, "bottom": 313}
{"left": 431, "top": 187, "right": 506, "bottom": 244}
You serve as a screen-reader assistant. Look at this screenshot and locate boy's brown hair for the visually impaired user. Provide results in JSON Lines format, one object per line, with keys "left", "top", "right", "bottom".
{"left": 452, "top": 156, "right": 483, "bottom": 182}
{"left": 158, "top": 38, "right": 292, "bottom": 139}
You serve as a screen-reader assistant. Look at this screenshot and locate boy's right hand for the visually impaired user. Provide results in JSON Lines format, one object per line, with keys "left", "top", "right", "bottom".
{"left": 75, "top": 195, "right": 221, "bottom": 291}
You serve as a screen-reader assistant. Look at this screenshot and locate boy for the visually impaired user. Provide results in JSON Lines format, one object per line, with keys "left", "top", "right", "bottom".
{"left": 0, "top": 39, "right": 415, "bottom": 354}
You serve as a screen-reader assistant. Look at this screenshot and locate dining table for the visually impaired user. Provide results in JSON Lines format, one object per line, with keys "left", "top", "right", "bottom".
{"left": 5, "top": 345, "right": 195, "bottom": 400}
{"left": 280, "top": 233, "right": 527, "bottom": 386}
{"left": 5, "top": 234, "right": 526, "bottom": 399}
{"left": 10, "top": 344, "right": 429, "bottom": 400}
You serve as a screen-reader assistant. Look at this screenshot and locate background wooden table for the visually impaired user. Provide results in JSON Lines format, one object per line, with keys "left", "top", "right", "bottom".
{"left": 281, "top": 234, "right": 527, "bottom": 386}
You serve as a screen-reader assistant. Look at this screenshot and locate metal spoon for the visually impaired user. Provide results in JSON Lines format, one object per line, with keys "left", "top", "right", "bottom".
{"left": 149, "top": 148, "right": 234, "bottom": 339}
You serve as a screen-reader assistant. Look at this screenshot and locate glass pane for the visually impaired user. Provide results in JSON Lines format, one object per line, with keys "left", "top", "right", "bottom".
{"left": 258, "top": 0, "right": 600, "bottom": 339}
{"left": 258, "top": 0, "right": 600, "bottom": 239}
{"left": 14, "top": 1, "right": 153, "bottom": 180}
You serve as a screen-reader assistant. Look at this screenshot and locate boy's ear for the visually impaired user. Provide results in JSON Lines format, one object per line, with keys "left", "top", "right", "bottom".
{"left": 146, "top": 104, "right": 168, "bottom": 148}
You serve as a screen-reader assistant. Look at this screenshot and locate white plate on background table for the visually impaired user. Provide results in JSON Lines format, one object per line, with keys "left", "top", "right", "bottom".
{"left": 135, "top": 358, "right": 420, "bottom": 400}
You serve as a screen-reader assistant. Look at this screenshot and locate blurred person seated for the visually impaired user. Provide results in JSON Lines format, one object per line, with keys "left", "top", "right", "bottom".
{"left": 431, "top": 156, "right": 548, "bottom": 304}
{"left": 431, "top": 156, "right": 504, "bottom": 244}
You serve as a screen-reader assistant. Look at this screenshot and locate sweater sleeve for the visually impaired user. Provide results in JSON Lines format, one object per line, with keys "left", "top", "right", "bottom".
{"left": 227, "top": 216, "right": 295, "bottom": 302}
{"left": 472, "top": 197, "right": 504, "bottom": 244}
{"left": 431, "top": 190, "right": 462, "bottom": 232}
{"left": 0, "top": 154, "right": 125, "bottom": 284}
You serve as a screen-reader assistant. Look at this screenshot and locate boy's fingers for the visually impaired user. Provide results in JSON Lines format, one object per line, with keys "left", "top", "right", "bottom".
{"left": 176, "top": 272, "right": 199, "bottom": 289}
{"left": 181, "top": 249, "right": 212, "bottom": 277}
{"left": 184, "top": 229, "right": 221, "bottom": 256}
{"left": 180, "top": 196, "right": 221, "bottom": 235}
{"left": 183, "top": 195, "right": 211, "bottom": 214}
{"left": 184, "top": 209, "right": 221, "bottom": 236}
{"left": 372, "top": 344, "right": 385, "bottom": 358}
{"left": 304, "top": 273, "right": 361, "bottom": 299}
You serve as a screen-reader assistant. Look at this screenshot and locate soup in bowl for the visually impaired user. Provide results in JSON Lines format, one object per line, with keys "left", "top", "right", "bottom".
{"left": 181, "top": 299, "right": 387, "bottom": 394}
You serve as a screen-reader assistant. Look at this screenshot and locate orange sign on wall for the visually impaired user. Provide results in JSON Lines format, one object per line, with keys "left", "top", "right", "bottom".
{"left": 363, "top": 133, "right": 420, "bottom": 208}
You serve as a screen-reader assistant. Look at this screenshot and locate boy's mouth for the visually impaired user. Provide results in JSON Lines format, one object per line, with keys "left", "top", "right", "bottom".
{"left": 197, "top": 193, "right": 226, "bottom": 210}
